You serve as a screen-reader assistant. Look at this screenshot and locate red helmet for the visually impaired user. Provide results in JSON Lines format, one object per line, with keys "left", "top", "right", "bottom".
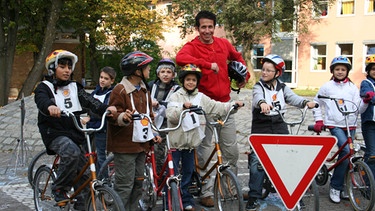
{"left": 120, "top": 51, "right": 153, "bottom": 76}
{"left": 262, "top": 54, "right": 285, "bottom": 77}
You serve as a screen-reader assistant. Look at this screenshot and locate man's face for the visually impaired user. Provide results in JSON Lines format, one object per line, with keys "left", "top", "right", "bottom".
{"left": 196, "top": 18, "right": 215, "bottom": 44}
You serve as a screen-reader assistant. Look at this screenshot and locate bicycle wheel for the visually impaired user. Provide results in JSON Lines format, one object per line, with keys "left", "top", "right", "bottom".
{"left": 139, "top": 163, "right": 157, "bottom": 211}
{"left": 169, "top": 180, "right": 183, "bottom": 211}
{"left": 214, "top": 168, "right": 244, "bottom": 211}
{"left": 346, "top": 160, "right": 375, "bottom": 211}
{"left": 98, "top": 154, "right": 115, "bottom": 187}
{"left": 28, "top": 149, "right": 54, "bottom": 188}
{"left": 293, "top": 180, "right": 319, "bottom": 211}
{"left": 86, "top": 185, "right": 125, "bottom": 211}
{"left": 33, "top": 165, "right": 59, "bottom": 210}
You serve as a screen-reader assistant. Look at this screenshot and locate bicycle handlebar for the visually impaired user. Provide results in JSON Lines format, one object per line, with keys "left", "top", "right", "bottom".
{"left": 205, "top": 104, "right": 242, "bottom": 127}
{"left": 62, "top": 110, "right": 110, "bottom": 133}
{"left": 273, "top": 104, "right": 318, "bottom": 126}
{"left": 317, "top": 95, "right": 358, "bottom": 115}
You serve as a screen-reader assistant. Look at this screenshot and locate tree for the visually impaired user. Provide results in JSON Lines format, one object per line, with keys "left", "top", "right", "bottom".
{"left": 0, "top": 0, "right": 21, "bottom": 106}
{"left": 172, "top": 0, "right": 333, "bottom": 86}
{"left": 17, "top": 0, "right": 64, "bottom": 99}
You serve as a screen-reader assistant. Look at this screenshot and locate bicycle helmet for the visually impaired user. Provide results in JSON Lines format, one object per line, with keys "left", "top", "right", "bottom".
{"left": 262, "top": 54, "right": 285, "bottom": 77}
{"left": 156, "top": 58, "right": 176, "bottom": 74}
{"left": 365, "top": 55, "right": 375, "bottom": 73}
{"left": 329, "top": 56, "right": 352, "bottom": 73}
{"left": 45, "top": 50, "right": 78, "bottom": 76}
{"left": 178, "top": 64, "right": 202, "bottom": 83}
{"left": 120, "top": 51, "right": 153, "bottom": 76}
{"left": 228, "top": 61, "right": 247, "bottom": 84}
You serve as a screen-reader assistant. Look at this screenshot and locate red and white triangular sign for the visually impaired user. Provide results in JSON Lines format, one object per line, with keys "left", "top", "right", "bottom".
{"left": 249, "top": 134, "right": 337, "bottom": 210}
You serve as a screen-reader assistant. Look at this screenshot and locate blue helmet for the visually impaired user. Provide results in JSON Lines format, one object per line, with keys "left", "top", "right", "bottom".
{"left": 330, "top": 56, "right": 352, "bottom": 73}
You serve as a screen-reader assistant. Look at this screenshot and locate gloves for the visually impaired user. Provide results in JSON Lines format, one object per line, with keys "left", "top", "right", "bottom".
{"left": 313, "top": 120, "right": 324, "bottom": 133}
{"left": 363, "top": 91, "right": 375, "bottom": 104}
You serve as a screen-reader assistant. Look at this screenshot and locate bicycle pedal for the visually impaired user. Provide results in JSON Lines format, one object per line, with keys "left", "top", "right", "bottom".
{"left": 55, "top": 199, "right": 69, "bottom": 207}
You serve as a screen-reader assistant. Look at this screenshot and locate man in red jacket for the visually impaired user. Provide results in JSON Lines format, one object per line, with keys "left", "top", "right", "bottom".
{"left": 176, "top": 10, "right": 250, "bottom": 207}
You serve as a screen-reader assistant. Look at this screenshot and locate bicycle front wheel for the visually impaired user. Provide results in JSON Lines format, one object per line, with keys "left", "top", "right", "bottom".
{"left": 214, "top": 168, "right": 244, "bottom": 211}
{"left": 346, "top": 160, "right": 375, "bottom": 211}
{"left": 293, "top": 180, "right": 319, "bottom": 211}
{"left": 168, "top": 180, "right": 183, "bottom": 211}
{"left": 86, "top": 185, "right": 125, "bottom": 211}
{"left": 139, "top": 163, "right": 157, "bottom": 210}
{"left": 28, "top": 149, "right": 54, "bottom": 188}
{"left": 33, "top": 165, "right": 59, "bottom": 210}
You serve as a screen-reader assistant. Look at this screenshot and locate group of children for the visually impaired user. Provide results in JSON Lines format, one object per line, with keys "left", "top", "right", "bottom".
{"left": 35, "top": 47, "right": 375, "bottom": 211}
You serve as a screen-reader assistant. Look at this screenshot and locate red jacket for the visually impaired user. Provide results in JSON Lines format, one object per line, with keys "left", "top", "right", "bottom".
{"left": 176, "top": 36, "right": 250, "bottom": 102}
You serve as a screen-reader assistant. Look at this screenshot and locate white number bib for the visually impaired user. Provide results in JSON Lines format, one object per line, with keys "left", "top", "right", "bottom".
{"left": 130, "top": 93, "right": 154, "bottom": 143}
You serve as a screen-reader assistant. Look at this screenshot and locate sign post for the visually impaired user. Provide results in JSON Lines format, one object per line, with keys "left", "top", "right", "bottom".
{"left": 249, "top": 134, "right": 337, "bottom": 210}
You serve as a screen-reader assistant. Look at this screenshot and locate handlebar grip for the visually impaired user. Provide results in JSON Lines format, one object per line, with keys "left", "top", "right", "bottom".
{"left": 307, "top": 125, "right": 315, "bottom": 131}
{"left": 314, "top": 103, "right": 319, "bottom": 108}
{"left": 132, "top": 114, "right": 141, "bottom": 120}
{"left": 317, "top": 95, "right": 330, "bottom": 99}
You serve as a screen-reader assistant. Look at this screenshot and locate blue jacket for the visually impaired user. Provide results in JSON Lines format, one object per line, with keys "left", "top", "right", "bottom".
{"left": 360, "top": 76, "right": 375, "bottom": 123}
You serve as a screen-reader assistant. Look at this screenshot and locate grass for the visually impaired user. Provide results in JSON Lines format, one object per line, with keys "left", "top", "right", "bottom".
{"left": 292, "top": 88, "right": 318, "bottom": 97}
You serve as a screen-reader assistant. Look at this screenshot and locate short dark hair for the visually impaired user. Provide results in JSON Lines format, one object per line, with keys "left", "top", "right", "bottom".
{"left": 101, "top": 66, "right": 116, "bottom": 80}
{"left": 195, "top": 10, "right": 216, "bottom": 27}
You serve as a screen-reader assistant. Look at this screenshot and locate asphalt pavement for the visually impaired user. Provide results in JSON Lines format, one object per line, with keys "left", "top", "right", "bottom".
{"left": 0, "top": 89, "right": 367, "bottom": 210}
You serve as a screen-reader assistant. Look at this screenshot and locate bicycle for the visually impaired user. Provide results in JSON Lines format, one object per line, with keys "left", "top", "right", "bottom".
{"left": 248, "top": 105, "right": 320, "bottom": 211}
{"left": 310, "top": 95, "right": 375, "bottom": 211}
{"left": 189, "top": 104, "right": 244, "bottom": 211}
{"left": 32, "top": 110, "right": 125, "bottom": 211}
{"left": 28, "top": 149, "right": 54, "bottom": 188}
{"left": 98, "top": 107, "right": 204, "bottom": 211}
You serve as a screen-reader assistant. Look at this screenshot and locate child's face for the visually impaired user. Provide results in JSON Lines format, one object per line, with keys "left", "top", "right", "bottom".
{"left": 55, "top": 63, "right": 72, "bottom": 81}
{"left": 368, "top": 65, "right": 375, "bottom": 79}
{"left": 99, "top": 72, "right": 114, "bottom": 89}
{"left": 332, "top": 64, "right": 348, "bottom": 80}
{"left": 261, "top": 61, "right": 278, "bottom": 82}
{"left": 158, "top": 68, "right": 175, "bottom": 84}
{"left": 142, "top": 65, "right": 151, "bottom": 80}
{"left": 183, "top": 74, "right": 198, "bottom": 91}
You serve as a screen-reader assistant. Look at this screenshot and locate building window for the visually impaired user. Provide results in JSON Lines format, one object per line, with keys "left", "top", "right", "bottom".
{"left": 315, "top": 1, "right": 329, "bottom": 17}
{"left": 366, "top": 0, "right": 375, "bottom": 13}
{"left": 337, "top": 43, "right": 353, "bottom": 66}
{"left": 338, "top": 0, "right": 355, "bottom": 15}
{"left": 311, "top": 44, "right": 327, "bottom": 71}
{"left": 364, "top": 43, "right": 375, "bottom": 71}
{"left": 252, "top": 46, "right": 264, "bottom": 70}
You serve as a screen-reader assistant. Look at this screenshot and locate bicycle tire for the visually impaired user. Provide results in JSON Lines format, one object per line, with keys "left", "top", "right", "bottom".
{"left": 28, "top": 149, "right": 54, "bottom": 188}
{"left": 33, "top": 165, "right": 59, "bottom": 211}
{"left": 293, "top": 180, "right": 319, "bottom": 211}
{"left": 85, "top": 185, "right": 125, "bottom": 211}
{"left": 139, "top": 163, "right": 157, "bottom": 211}
{"left": 169, "top": 180, "right": 183, "bottom": 211}
{"left": 346, "top": 160, "right": 375, "bottom": 211}
{"left": 98, "top": 154, "right": 115, "bottom": 187}
{"left": 214, "top": 168, "right": 244, "bottom": 211}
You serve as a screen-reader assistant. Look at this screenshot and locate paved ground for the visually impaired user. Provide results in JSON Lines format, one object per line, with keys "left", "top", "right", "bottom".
{"left": 0, "top": 89, "right": 368, "bottom": 210}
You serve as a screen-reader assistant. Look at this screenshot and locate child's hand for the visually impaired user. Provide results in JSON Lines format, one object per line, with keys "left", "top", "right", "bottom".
{"left": 183, "top": 102, "right": 193, "bottom": 109}
{"left": 80, "top": 116, "right": 90, "bottom": 125}
{"left": 153, "top": 135, "right": 162, "bottom": 143}
{"left": 122, "top": 109, "right": 135, "bottom": 123}
{"left": 152, "top": 99, "right": 159, "bottom": 108}
{"left": 235, "top": 101, "right": 245, "bottom": 107}
{"left": 48, "top": 105, "right": 61, "bottom": 118}
{"left": 107, "top": 106, "right": 117, "bottom": 117}
{"left": 260, "top": 102, "right": 272, "bottom": 114}
{"left": 306, "top": 101, "right": 318, "bottom": 109}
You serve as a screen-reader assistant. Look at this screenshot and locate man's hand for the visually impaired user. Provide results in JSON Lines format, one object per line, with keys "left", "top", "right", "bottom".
{"left": 211, "top": 63, "right": 219, "bottom": 73}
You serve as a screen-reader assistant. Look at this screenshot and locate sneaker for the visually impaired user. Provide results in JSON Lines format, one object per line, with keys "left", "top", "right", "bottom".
{"left": 184, "top": 205, "right": 195, "bottom": 211}
{"left": 200, "top": 196, "right": 214, "bottom": 207}
{"left": 340, "top": 190, "right": 349, "bottom": 200}
{"left": 329, "top": 187, "right": 340, "bottom": 203}
{"left": 53, "top": 189, "right": 69, "bottom": 204}
{"left": 246, "top": 197, "right": 258, "bottom": 211}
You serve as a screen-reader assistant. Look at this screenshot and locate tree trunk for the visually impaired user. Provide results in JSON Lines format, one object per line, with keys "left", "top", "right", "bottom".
{"left": 17, "top": 0, "right": 64, "bottom": 99}
{"left": 0, "top": 0, "right": 20, "bottom": 106}
{"left": 88, "top": 34, "right": 99, "bottom": 86}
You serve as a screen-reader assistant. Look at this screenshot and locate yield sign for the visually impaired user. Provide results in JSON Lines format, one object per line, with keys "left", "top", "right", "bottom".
{"left": 249, "top": 134, "right": 337, "bottom": 210}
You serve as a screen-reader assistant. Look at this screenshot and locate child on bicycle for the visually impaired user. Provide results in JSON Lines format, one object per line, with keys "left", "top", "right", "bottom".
{"left": 247, "top": 54, "right": 316, "bottom": 210}
{"left": 148, "top": 58, "right": 180, "bottom": 174}
{"left": 313, "top": 55, "right": 362, "bottom": 204}
{"left": 359, "top": 55, "right": 375, "bottom": 179}
{"left": 34, "top": 49, "right": 117, "bottom": 210}
{"left": 106, "top": 51, "right": 161, "bottom": 210}
{"left": 81, "top": 66, "right": 116, "bottom": 172}
{"left": 166, "top": 64, "right": 244, "bottom": 211}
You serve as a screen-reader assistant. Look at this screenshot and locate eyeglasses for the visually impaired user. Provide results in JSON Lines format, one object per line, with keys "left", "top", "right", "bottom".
{"left": 261, "top": 69, "right": 276, "bottom": 73}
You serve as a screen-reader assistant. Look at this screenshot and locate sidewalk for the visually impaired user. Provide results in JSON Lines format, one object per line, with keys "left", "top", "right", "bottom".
{"left": 0, "top": 89, "right": 363, "bottom": 210}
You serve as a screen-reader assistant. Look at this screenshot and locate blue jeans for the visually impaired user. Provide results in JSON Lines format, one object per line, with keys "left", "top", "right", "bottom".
{"left": 362, "top": 121, "right": 375, "bottom": 177}
{"left": 247, "top": 152, "right": 265, "bottom": 198}
{"left": 171, "top": 149, "right": 195, "bottom": 208}
{"left": 329, "top": 127, "right": 355, "bottom": 190}
{"left": 94, "top": 132, "right": 107, "bottom": 172}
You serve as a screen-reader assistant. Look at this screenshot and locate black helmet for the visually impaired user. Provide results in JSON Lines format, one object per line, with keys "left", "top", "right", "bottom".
{"left": 120, "top": 51, "right": 153, "bottom": 76}
{"left": 228, "top": 61, "right": 247, "bottom": 83}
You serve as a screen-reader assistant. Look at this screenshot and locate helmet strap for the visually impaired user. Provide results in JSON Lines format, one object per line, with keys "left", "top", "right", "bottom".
{"left": 333, "top": 77, "right": 349, "bottom": 83}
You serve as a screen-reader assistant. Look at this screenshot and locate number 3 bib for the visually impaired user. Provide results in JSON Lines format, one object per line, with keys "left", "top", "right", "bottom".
{"left": 130, "top": 93, "right": 154, "bottom": 143}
